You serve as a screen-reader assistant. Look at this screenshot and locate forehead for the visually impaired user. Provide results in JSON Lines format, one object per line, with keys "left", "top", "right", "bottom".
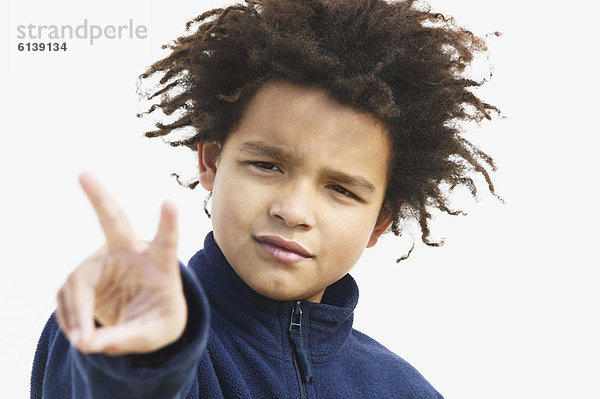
{"left": 227, "top": 81, "right": 391, "bottom": 168}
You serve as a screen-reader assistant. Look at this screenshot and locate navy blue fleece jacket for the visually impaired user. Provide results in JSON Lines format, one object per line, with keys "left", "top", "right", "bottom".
{"left": 31, "top": 232, "right": 444, "bottom": 398}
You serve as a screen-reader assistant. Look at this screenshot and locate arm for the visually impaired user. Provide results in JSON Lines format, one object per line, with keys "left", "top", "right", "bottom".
{"left": 31, "top": 173, "right": 208, "bottom": 399}
{"left": 31, "top": 264, "right": 209, "bottom": 399}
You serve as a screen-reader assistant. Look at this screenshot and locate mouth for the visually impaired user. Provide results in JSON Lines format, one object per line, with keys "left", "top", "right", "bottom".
{"left": 254, "top": 235, "right": 314, "bottom": 264}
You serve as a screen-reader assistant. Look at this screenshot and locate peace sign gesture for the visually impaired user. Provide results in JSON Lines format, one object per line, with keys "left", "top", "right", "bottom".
{"left": 55, "top": 173, "right": 187, "bottom": 356}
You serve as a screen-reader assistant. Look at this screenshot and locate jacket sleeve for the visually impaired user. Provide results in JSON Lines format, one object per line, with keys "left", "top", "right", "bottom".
{"left": 30, "top": 263, "right": 209, "bottom": 399}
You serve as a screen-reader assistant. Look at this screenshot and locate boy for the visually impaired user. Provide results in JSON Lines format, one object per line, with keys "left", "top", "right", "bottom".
{"left": 31, "top": 0, "right": 500, "bottom": 397}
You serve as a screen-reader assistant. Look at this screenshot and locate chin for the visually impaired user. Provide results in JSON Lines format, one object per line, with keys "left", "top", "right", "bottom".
{"left": 248, "top": 279, "right": 303, "bottom": 301}
{"left": 253, "top": 284, "right": 297, "bottom": 301}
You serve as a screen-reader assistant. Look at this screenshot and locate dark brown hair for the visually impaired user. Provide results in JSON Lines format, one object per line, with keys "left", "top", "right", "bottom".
{"left": 137, "top": 0, "right": 502, "bottom": 261}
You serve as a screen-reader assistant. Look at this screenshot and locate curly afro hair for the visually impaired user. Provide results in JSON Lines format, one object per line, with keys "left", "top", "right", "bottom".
{"left": 137, "top": 0, "right": 502, "bottom": 261}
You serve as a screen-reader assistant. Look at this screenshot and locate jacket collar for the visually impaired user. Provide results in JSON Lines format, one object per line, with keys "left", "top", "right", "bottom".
{"left": 188, "top": 232, "right": 359, "bottom": 360}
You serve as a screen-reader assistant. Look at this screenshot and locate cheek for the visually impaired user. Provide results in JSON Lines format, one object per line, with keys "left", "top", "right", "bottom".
{"left": 318, "top": 209, "right": 376, "bottom": 264}
{"left": 211, "top": 179, "right": 258, "bottom": 268}
{"left": 211, "top": 171, "right": 265, "bottom": 232}
{"left": 212, "top": 187, "right": 244, "bottom": 234}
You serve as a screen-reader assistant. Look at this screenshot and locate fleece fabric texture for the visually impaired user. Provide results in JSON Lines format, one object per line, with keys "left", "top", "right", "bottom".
{"left": 31, "top": 231, "right": 444, "bottom": 398}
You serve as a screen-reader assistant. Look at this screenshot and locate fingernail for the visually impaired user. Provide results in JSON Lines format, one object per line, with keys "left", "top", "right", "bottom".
{"left": 70, "top": 328, "right": 81, "bottom": 345}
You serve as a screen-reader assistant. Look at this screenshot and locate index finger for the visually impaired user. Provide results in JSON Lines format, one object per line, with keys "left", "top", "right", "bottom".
{"left": 78, "top": 172, "right": 135, "bottom": 249}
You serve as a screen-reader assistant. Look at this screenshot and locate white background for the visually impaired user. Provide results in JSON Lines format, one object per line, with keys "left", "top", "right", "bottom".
{"left": 1, "top": 0, "right": 598, "bottom": 397}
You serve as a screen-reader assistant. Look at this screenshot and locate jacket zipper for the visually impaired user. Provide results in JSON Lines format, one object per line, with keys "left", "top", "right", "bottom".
{"left": 292, "top": 350, "right": 307, "bottom": 399}
{"left": 289, "top": 300, "right": 314, "bottom": 399}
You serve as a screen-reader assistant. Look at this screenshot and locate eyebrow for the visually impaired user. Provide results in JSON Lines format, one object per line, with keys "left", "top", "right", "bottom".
{"left": 239, "top": 141, "right": 295, "bottom": 161}
{"left": 322, "top": 168, "right": 376, "bottom": 194}
{"left": 238, "top": 141, "right": 376, "bottom": 194}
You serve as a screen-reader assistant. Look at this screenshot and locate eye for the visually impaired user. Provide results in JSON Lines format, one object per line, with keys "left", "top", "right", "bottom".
{"left": 329, "top": 184, "right": 359, "bottom": 200}
{"left": 251, "top": 161, "right": 281, "bottom": 172}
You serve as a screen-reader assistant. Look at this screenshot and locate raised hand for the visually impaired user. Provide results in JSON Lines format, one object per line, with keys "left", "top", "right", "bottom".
{"left": 55, "top": 172, "right": 187, "bottom": 356}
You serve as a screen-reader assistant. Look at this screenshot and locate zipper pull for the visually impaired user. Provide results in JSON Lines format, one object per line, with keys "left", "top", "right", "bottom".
{"left": 289, "top": 300, "right": 315, "bottom": 383}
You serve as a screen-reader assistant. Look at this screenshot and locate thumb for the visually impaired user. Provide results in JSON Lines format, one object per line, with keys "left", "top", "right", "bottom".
{"left": 80, "top": 321, "right": 166, "bottom": 355}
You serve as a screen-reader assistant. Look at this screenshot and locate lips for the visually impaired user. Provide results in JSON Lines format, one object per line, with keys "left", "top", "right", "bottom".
{"left": 255, "top": 235, "right": 314, "bottom": 263}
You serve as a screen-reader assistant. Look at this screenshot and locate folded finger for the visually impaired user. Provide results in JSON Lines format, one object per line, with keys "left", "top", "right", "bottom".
{"left": 57, "top": 252, "right": 104, "bottom": 347}
{"left": 68, "top": 267, "right": 98, "bottom": 350}
{"left": 55, "top": 289, "right": 70, "bottom": 334}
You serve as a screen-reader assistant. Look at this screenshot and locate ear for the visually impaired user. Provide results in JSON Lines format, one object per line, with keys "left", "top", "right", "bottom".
{"left": 366, "top": 212, "right": 393, "bottom": 248}
{"left": 197, "top": 142, "right": 221, "bottom": 191}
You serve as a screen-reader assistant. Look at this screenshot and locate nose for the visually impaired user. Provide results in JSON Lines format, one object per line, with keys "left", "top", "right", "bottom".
{"left": 269, "top": 181, "right": 316, "bottom": 229}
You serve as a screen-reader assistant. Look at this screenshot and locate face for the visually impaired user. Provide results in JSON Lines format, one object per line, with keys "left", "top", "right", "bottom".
{"left": 198, "top": 81, "right": 392, "bottom": 303}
